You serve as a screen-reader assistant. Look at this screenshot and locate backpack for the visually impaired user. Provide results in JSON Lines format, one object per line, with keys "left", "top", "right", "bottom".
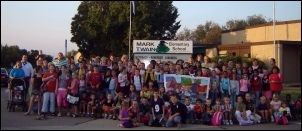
{"left": 211, "top": 112, "right": 223, "bottom": 126}
{"left": 132, "top": 75, "right": 142, "bottom": 85}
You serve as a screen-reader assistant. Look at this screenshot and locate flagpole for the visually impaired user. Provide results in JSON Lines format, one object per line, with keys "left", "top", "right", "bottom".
{"left": 273, "top": 1, "right": 276, "bottom": 59}
{"left": 128, "top": 1, "right": 131, "bottom": 60}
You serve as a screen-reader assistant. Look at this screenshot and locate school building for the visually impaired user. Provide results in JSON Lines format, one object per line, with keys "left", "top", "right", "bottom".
{"left": 217, "top": 19, "right": 301, "bottom": 83}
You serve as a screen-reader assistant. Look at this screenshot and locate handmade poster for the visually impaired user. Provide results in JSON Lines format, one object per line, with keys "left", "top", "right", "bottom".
{"left": 163, "top": 74, "right": 210, "bottom": 100}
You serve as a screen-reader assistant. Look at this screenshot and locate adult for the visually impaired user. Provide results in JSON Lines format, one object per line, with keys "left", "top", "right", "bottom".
{"left": 52, "top": 52, "right": 69, "bottom": 70}
{"left": 134, "top": 58, "right": 140, "bottom": 67}
{"left": 201, "top": 56, "right": 211, "bottom": 68}
{"left": 268, "top": 58, "right": 278, "bottom": 76}
{"left": 217, "top": 59, "right": 224, "bottom": 72}
{"left": 75, "top": 56, "right": 84, "bottom": 69}
{"left": 24, "top": 66, "right": 43, "bottom": 116}
{"left": 187, "top": 57, "right": 194, "bottom": 66}
{"left": 196, "top": 54, "right": 204, "bottom": 65}
{"left": 269, "top": 66, "right": 283, "bottom": 96}
{"left": 121, "top": 54, "right": 129, "bottom": 67}
{"left": 38, "top": 64, "right": 58, "bottom": 119}
{"left": 21, "top": 55, "right": 34, "bottom": 101}
{"left": 252, "top": 59, "right": 261, "bottom": 70}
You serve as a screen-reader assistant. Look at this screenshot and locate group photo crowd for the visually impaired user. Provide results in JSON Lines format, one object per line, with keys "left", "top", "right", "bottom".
{"left": 7, "top": 52, "right": 301, "bottom": 129}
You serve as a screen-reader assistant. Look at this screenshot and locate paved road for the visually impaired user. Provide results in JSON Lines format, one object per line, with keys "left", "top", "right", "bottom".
{"left": 1, "top": 88, "right": 301, "bottom": 130}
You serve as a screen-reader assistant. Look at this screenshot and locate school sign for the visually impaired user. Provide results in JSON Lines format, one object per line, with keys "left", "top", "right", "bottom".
{"left": 133, "top": 40, "right": 193, "bottom": 54}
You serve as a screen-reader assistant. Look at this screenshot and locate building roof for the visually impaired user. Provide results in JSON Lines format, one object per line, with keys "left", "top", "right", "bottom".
{"left": 221, "top": 19, "right": 301, "bottom": 34}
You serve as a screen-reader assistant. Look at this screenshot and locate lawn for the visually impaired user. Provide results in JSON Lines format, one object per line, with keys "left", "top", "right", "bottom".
{"left": 280, "top": 87, "right": 301, "bottom": 101}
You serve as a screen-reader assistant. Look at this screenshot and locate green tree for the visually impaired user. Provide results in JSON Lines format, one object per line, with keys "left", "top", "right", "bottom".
{"left": 192, "top": 21, "right": 221, "bottom": 44}
{"left": 70, "top": 1, "right": 181, "bottom": 58}
{"left": 176, "top": 27, "right": 194, "bottom": 41}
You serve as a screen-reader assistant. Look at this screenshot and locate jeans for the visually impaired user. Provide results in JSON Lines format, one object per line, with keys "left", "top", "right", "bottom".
{"left": 187, "top": 111, "right": 194, "bottom": 122}
{"left": 222, "top": 89, "right": 229, "bottom": 98}
{"left": 211, "top": 91, "right": 218, "bottom": 105}
{"left": 166, "top": 116, "right": 182, "bottom": 127}
{"left": 204, "top": 112, "right": 213, "bottom": 121}
{"left": 230, "top": 92, "right": 237, "bottom": 108}
{"left": 148, "top": 114, "right": 166, "bottom": 126}
{"left": 109, "top": 89, "right": 115, "bottom": 98}
{"left": 41, "top": 92, "right": 55, "bottom": 113}
{"left": 103, "top": 88, "right": 109, "bottom": 97}
{"left": 253, "top": 91, "right": 260, "bottom": 108}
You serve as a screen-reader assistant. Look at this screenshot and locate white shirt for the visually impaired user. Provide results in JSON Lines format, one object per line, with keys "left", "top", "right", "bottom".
{"left": 209, "top": 67, "right": 221, "bottom": 74}
{"left": 270, "top": 100, "right": 281, "bottom": 110}
{"left": 118, "top": 73, "right": 128, "bottom": 87}
{"left": 21, "top": 61, "right": 34, "bottom": 77}
{"left": 133, "top": 75, "right": 143, "bottom": 91}
{"left": 185, "top": 103, "right": 194, "bottom": 111}
{"left": 139, "top": 69, "right": 145, "bottom": 76}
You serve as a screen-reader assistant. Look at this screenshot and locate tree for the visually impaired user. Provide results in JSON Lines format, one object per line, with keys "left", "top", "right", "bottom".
{"left": 222, "top": 14, "right": 277, "bottom": 30}
{"left": 192, "top": 21, "right": 221, "bottom": 44}
{"left": 70, "top": 1, "right": 181, "bottom": 59}
{"left": 156, "top": 41, "right": 170, "bottom": 53}
{"left": 176, "top": 27, "right": 194, "bottom": 41}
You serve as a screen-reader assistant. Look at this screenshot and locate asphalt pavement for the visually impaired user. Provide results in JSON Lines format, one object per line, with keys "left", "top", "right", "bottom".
{"left": 1, "top": 88, "right": 301, "bottom": 130}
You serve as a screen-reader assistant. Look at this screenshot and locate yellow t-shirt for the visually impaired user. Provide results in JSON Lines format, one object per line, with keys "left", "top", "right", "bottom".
{"left": 140, "top": 90, "right": 151, "bottom": 99}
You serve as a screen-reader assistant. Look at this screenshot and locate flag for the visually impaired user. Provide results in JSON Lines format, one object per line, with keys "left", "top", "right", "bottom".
{"left": 131, "top": 1, "right": 135, "bottom": 15}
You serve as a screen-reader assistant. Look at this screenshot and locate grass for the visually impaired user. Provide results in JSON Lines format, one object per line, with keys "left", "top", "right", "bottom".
{"left": 280, "top": 88, "right": 301, "bottom": 101}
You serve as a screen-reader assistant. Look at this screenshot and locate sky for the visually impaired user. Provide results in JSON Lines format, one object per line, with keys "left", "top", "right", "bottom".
{"left": 1, "top": 1, "right": 301, "bottom": 58}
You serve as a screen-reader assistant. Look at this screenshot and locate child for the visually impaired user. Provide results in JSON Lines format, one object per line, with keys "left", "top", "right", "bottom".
{"left": 147, "top": 81, "right": 155, "bottom": 93}
{"left": 79, "top": 74, "right": 86, "bottom": 96}
{"left": 222, "top": 97, "right": 233, "bottom": 125}
{"left": 234, "top": 95, "right": 253, "bottom": 125}
{"left": 262, "top": 70, "right": 271, "bottom": 101}
{"left": 258, "top": 67, "right": 264, "bottom": 79}
{"left": 239, "top": 73, "right": 250, "bottom": 99}
{"left": 87, "top": 93, "right": 98, "bottom": 118}
{"left": 210, "top": 70, "right": 219, "bottom": 105}
{"left": 13, "top": 86, "right": 22, "bottom": 100}
{"left": 244, "top": 93, "right": 261, "bottom": 124}
{"left": 159, "top": 86, "right": 166, "bottom": 99}
{"left": 157, "top": 68, "right": 165, "bottom": 88}
{"left": 138, "top": 97, "right": 151, "bottom": 121}
{"left": 79, "top": 92, "right": 89, "bottom": 117}
{"left": 184, "top": 97, "right": 195, "bottom": 124}
{"left": 247, "top": 67, "right": 253, "bottom": 79}
{"left": 229, "top": 73, "right": 239, "bottom": 108}
{"left": 89, "top": 65, "right": 102, "bottom": 94}
{"left": 98, "top": 93, "right": 106, "bottom": 118}
{"left": 294, "top": 95, "right": 301, "bottom": 119}
{"left": 193, "top": 99, "right": 204, "bottom": 124}
{"left": 118, "top": 101, "right": 134, "bottom": 128}
{"left": 250, "top": 69, "right": 261, "bottom": 107}
{"left": 203, "top": 98, "right": 214, "bottom": 125}
{"left": 129, "top": 84, "right": 137, "bottom": 101}
{"left": 103, "top": 94, "right": 115, "bottom": 119}
{"left": 270, "top": 94, "right": 281, "bottom": 122}
{"left": 258, "top": 96, "right": 269, "bottom": 123}
{"left": 113, "top": 92, "right": 125, "bottom": 120}
{"left": 163, "top": 95, "right": 171, "bottom": 119}
{"left": 148, "top": 89, "right": 165, "bottom": 127}
{"left": 235, "top": 63, "right": 242, "bottom": 80}
{"left": 279, "top": 100, "right": 292, "bottom": 121}
{"left": 220, "top": 71, "right": 231, "bottom": 99}
{"left": 201, "top": 67, "right": 208, "bottom": 77}
{"left": 127, "top": 100, "right": 140, "bottom": 127}
{"left": 285, "top": 94, "right": 296, "bottom": 120}
{"left": 165, "top": 95, "right": 183, "bottom": 129}
{"left": 67, "top": 72, "right": 80, "bottom": 118}
{"left": 109, "top": 70, "right": 118, "bottom": 98}
{"left": 213, "top": 98, "right": 223, "bottom": 125}
{"left": 140, "top": 85, "right": 151, "bottom": 101}
{"left": 131, "top": 69, "right": 143, "bottom": 93}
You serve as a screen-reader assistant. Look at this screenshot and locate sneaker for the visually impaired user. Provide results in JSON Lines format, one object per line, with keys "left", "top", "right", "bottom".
{"left": 223, "top": 120, "right": 226, "bottom": 125}
{"left": 177, "top": 123, "right": 181, "bottom": 129}
{"left": 104, "top": 114, "right": 108, "bottom": 119}
{"left": 257, "top": 120, "right": 261, "bottom": 124}
{"left": 66, "top": 112, "right": 70, "bottom": 116}
{"left": 57, "top": 112, "right": 61, "bottom": 117}
{"left": 72, "top": 114, "right": 77, "bottom": 118}
{"left": 229, "top": 120, "right": 233, "bottom": 125}
{"left": 109, "top": 115, "right": 113, "bottom": 119}
{"left": 112, "top": 115, "right": 116, "bottom": 120}
{"left": 271, "top": 116, "right": 274, "bottom": 122}
{"left": 226, "top": 120, "right": 230, "bottom": 125}
{"left": 30, "top": 110, "right": 34, "bottom": 115}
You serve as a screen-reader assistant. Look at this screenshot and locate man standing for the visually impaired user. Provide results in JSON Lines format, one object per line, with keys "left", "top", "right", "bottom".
{"left": 21, "top": 54, "right": 34, "bottom": 100}
{"left": 52, "top": 52, "right": 69, "bottom": 70}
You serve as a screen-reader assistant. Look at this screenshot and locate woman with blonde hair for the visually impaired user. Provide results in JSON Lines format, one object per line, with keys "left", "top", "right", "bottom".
{"left": 121, "top": 55, "right": 129, "bottom": 67}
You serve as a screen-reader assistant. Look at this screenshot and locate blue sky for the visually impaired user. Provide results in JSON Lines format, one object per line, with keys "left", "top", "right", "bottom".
{"left": 1, "top": 1, "right": 301, "bottom": 58}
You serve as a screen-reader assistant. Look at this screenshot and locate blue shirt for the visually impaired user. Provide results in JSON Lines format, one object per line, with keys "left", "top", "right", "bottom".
{"left": 220, "top": 77, "right": 230, "bottom": 90}
{"left": 109, "top": 77, "right": 116, "bottom": 90}
{"left": 10, "top": 68, "right": 25, "bottom": 78}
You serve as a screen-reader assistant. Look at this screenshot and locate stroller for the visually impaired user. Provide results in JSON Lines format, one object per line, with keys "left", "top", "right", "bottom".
{"left": 7, "top": 78, "right": 27, "bottom": 112}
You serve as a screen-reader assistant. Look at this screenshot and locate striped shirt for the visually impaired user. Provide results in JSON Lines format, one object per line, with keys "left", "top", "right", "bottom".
{"left": 53, "top": 58, "right": 69, "bottom": 69}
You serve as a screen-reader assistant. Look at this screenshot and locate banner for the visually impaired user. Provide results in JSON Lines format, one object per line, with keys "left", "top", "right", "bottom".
{"left": 163, "top": 74, "right": 210, "bottom": 100}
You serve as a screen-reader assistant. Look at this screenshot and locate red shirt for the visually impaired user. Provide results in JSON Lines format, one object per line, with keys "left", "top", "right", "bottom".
{"left": 128, "top": 72, "right": 135, "bottom": 82}
{"left": 250, "top": 76, "right": 261, "bottom": 91}
{"left": 89, "top": 72, "right": 102, "bottom": 91}
{"left": 42, "top": 72, "right": 58, "bottom": 92}
{"left": 269, "top": 73, "right": 283, "bottom": 92}
{"left": 194, "top": 105, "right": 204, "bottom": 113}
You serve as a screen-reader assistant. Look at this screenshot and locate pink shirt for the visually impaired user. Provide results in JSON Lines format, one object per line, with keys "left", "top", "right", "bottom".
{"left": 240, "top": 79, "right": 249, "bottom": 92}
{"left": 70, "top": 79, "right": 79, "bottom": 94}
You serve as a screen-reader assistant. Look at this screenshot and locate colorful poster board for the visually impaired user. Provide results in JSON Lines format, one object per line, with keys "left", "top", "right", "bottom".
{"left": 163, "top": 74, "right": 210, "bottom": 100}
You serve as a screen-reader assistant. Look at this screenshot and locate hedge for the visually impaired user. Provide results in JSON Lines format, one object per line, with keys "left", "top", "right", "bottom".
{"left": 210, "top": 55, "right": 267, "bottom": 69}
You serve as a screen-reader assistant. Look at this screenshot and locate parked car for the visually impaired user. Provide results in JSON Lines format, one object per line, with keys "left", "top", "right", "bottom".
{"left": 1, "top": 68, "right": 9, "bottom": 87}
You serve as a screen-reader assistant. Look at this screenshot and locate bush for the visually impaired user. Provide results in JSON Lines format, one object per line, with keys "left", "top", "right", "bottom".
{"left": 210, "top": 55, "right": 267, "bottom": 69}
